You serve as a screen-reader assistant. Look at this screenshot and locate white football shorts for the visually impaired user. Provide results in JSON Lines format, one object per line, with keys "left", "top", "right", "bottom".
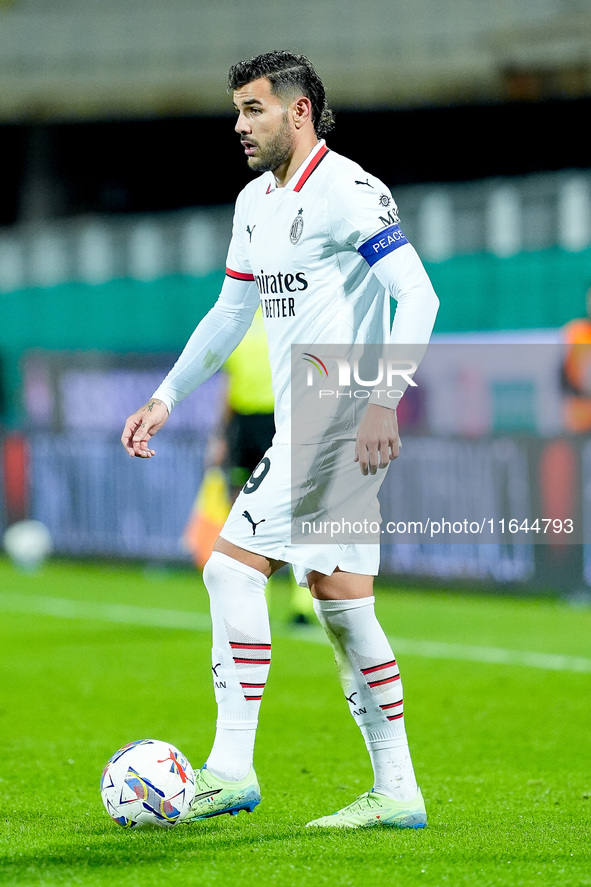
{"left": 220, "top": 441, "right": 386, "bottom": 586}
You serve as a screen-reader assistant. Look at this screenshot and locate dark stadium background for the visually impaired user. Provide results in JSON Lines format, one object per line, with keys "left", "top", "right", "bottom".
{"left": 2, "top": 97, "right": 589, "bottom": 224}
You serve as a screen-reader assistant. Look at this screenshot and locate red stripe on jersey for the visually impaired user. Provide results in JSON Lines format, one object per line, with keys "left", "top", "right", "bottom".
{"left": 386, "top": 712, "right": 404, "bottom": 721}
{"left": 380, "top": 700, "right": 403, "bottom": 710}
{"left": 361, "top": 660, "right": 397, "bottom": 675}
{"left": 367, "top": 674, "right": 401, "bottom": 688}
{"left": 233, "top": 657, "right": 271, "bottom": 665}
{"left": 293, "top": 144, "right": 329, "bottom": 192}
{"left": 240, "top": 683, "right": 266, "bottom": 689}
{"left": 230, "top": 642, "right": 272, "bottom": 650}
{"left": 226, "top": 267, "right": 255, "bottom": 281}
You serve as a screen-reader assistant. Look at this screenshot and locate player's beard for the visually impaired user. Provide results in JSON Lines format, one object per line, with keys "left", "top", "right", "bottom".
{"left": 247, "top": 111, "right": 294, "bottom": 173}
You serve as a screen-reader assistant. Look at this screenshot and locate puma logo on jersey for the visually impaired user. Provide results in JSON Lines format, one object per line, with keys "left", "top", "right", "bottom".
{"left": 242, "top": 511, "right": 266, "bottom": 535}
{"left": 355, "top": 178, "right": 373, "bottom": 188}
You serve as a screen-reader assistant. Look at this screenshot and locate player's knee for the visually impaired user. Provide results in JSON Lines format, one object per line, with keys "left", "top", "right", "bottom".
{"left": 201, "top": 554, "right": 218, "bottom": 592}
{"left": 202, "top": 550, "right": 234, "bottom": 594}
{"left": 202, "top": 550, "right": 268, "bottom": 597}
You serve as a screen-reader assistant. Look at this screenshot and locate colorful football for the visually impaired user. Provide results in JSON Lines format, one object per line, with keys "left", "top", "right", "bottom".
{"left": 100, "top": 739, "right": 195, "bottom": 828}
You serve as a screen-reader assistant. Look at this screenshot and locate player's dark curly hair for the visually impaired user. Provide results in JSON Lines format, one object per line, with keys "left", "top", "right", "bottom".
{"left": 228, "top": 50, "right": 335, "bottom": 138}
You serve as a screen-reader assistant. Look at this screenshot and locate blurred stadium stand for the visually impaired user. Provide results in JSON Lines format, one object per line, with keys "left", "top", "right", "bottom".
{"left": 1, "top": 171, "right": 590, "bottom": 291}
{"left": 1, "top": 0, "right": 591, "bottom": 117}
{"left": 1, "top": 0, "right": 590, "bottom": 592}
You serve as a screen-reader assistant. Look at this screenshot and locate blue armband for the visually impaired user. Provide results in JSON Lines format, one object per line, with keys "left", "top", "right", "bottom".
{"left": 358, "top": 224, "right": 409, "bottom": 267}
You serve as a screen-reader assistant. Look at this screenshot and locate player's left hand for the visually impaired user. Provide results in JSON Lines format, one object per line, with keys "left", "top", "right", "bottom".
{"left": 354, "top": 404, "right": 400, "bottom": 476}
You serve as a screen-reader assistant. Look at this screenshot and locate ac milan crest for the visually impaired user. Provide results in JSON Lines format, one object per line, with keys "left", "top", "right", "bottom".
{"left": 290, "top": 209, "right": 304, "bottom": 244}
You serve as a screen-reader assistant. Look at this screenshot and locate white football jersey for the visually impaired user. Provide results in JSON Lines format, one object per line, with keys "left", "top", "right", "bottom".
{"left": 225, "top": 140, "right": 412, "bottom": 441}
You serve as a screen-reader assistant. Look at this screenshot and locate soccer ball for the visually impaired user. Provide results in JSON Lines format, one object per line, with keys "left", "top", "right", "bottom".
{"left": 3, "top": 520, "right": 52, "bottom": 572}
{"left": 100, "top": 739, "right": 196, "bottom": 828}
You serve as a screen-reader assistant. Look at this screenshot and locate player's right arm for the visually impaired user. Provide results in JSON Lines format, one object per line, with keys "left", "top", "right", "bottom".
{"left": 121, "top": 273, "right": 259, "bottom": 457}
{"left": 328, "top": 167, "right": 439, "bottom": 475}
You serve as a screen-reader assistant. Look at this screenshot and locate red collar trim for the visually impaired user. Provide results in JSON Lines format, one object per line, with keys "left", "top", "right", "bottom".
{"left": 293, "top": 144, "right": 329, "bottom": 192}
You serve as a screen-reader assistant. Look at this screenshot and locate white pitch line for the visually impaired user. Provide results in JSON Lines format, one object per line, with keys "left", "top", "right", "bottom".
{"left": 382, "top": 637, "right": 591, "bottom": 674}
{"left": 0, "top": 592, "right": 211, "bottom": 632}
{"left": 1, "top": 592, "right": 590, "bottom": 675}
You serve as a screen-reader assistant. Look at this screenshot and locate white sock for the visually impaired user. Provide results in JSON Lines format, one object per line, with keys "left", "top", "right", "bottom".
{"left": 313, "top": 596, "right": 419, "bottom": 801}
{"left": 202, "top": 551, "right": 271, "bottom": 781}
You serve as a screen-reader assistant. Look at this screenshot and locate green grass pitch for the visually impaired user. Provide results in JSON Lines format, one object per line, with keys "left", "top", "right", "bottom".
{"left": 0, "top": 557, "right": 590, "bottom": 887}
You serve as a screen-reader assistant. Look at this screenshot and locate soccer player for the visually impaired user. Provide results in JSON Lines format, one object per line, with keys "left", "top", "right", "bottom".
{"left": 121, "top": 51, "right": 439, "bottom": 829}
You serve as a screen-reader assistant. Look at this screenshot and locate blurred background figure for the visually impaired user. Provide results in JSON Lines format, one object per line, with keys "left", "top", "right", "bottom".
{"left": 183, "top": 307, "right": 315, "bottom": 625}
{"left": 561, "top": 285, "right": 591, "bottom": 433}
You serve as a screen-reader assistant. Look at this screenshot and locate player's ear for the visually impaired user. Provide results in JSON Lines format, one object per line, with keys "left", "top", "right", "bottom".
{"left": 292, "top": 95, "right": 312, "bottom": 130}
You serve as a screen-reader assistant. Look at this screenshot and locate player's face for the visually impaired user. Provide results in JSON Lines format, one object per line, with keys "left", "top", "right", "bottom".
{"left": 233, "top": 77, "right": 296, "bottom": 174}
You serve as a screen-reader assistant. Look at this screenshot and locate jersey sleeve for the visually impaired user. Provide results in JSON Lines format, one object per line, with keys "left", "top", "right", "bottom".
{"left": 328, "top": 172, "right": 409, "bottom": 261}
{"left": 151, "top": 275, "right": 260, "bottom": 412}
{"left": 225, "top": 188, "right": 255, "bottom": 282}
{"left": 327, "top": 170, "right": 440, "bottom": 409}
